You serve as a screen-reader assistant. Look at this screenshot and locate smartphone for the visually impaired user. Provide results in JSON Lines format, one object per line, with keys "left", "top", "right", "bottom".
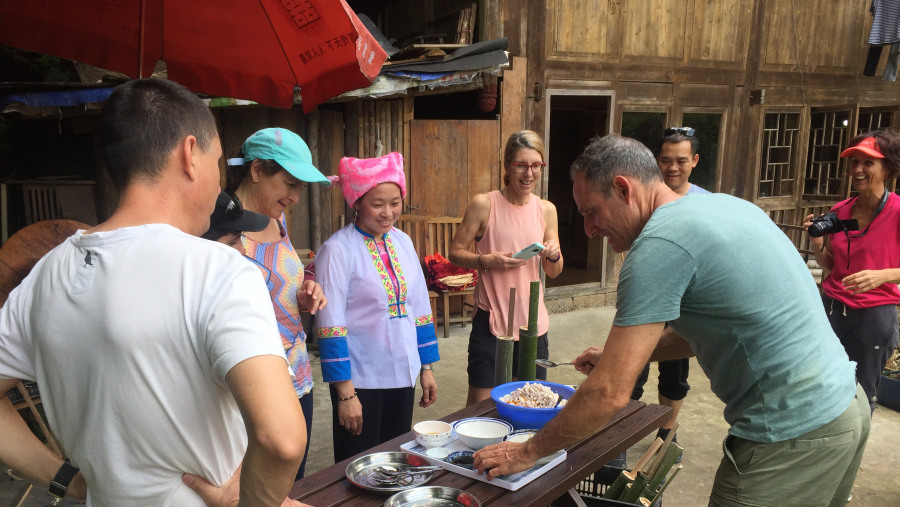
{"left": 511, "top": 242, "right": 545, "bottom": 260}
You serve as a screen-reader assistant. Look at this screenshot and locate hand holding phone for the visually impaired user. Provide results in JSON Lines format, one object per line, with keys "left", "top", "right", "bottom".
{"left": 511, "top": 242, "right": 545, "bottom": 260}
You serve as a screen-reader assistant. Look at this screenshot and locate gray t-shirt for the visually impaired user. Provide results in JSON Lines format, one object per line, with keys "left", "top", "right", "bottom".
{"left": 614, "top": 193, "right": 856, "bottom": 442}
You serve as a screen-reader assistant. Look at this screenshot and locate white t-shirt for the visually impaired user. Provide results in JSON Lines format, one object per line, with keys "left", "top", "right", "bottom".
{"left": 0, "top": 225, "right": 287, "bottom": 506}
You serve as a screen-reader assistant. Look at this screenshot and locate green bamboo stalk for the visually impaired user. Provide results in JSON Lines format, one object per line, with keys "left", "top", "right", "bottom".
{"left": 601, "top": 473, "right": 629, "bottom": 499}
{"left": 516, "top": 281, "right": 540, "bottom": 381}
{"left": 601, "top": 437, "right": 663, "bottom": 500}
{"left": 619, "top": 472, "right": 650, "bottom": 503}
{"left": 494, "top": 287, "right": 517, "bottom": 386}
{"left": 644, "top": 443, "right": 683, "bottom": 494}
{"left": 517, "top": 325, "right": 537, "bottom": 381}
{"left": 527, "top": 280, "right": 539, "bottom": 335}
{"left": 641, "top": 465, "right": 682, "bottom": 506}
{"left": 494, "top": 336, "right": 514, "bottom": 386}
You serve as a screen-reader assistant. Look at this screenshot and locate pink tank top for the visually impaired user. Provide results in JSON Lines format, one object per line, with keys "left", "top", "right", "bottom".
{"left": 474, "top": 190, "right": 550, "bottom": 339}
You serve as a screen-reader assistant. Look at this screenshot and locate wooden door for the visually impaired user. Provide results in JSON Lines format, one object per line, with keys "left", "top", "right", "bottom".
{"left": 409, "top": 119, "right": 500, "bottom": 217}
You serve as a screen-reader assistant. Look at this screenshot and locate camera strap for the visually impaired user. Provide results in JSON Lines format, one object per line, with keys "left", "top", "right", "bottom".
{"left": 838, "top": 188, "right": 890, "bottom": 269}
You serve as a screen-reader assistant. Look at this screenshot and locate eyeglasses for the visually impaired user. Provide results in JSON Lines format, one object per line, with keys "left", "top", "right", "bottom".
{"left": 510, "top": 162, "right": 547, "bottom": 173}
{"left": 224, "top": 194, "right": 243, "bottom": 217}
{"left": 664, "top": 127, "right": 696, "bottom": 137}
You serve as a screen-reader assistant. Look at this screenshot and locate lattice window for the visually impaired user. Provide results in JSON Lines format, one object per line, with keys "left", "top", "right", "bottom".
{"left": 805, "top": 110, "right": 850, "bottom": 197}
{"left": 759, "top": 113, "right": 800, "bottom": 198}
{"left": 857, "top": 110, "right": 893, "bottom": 134}
{"left": 856, "top": 108, "right": 897, "bottom": 194}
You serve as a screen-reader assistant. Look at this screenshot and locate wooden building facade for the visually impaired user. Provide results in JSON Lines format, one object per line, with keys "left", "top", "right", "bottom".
{"left": 488, "top": 0, "right": 900, "bottom": 308}
{"left": 4, "top": 0, "right": 899, "bottom": 311}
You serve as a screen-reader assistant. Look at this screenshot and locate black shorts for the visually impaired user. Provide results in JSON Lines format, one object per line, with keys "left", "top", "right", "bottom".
{"left": 631, "top": 359, "right": 690, "bottom": 401}
{"left": 467, "top": 308, "right": 549, "bottom": 388}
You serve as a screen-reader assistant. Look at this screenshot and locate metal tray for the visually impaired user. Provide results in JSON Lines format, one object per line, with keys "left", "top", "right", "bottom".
{"left": 346, "top": 451, "right": 439, "bottom": 494}
{"left": 384, "top": 486, "right": 482, "bottom": 507}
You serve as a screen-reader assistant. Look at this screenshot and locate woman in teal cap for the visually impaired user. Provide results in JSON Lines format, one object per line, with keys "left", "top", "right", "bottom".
{"left": 225, "top": 127, "right": 330, "bottom": 480}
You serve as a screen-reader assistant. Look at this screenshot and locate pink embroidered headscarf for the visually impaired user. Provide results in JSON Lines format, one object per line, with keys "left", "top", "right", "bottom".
{"left": 331, "top": 152, "right": 407, "bottom": 207}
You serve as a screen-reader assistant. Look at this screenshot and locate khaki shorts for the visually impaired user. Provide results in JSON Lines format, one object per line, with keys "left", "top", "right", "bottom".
{"left": 709, "top": 383, "right": 870, "bottom": 507}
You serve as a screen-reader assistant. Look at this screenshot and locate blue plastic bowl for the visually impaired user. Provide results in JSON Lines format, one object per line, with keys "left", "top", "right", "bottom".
{"left": 490, "top": 381, "right": 576, "bottom": 430}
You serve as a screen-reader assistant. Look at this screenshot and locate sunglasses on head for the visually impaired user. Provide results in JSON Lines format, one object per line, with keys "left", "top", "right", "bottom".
{"left": 664, "top": 127, "right": 696, "bottom": 137}
{"left": 224, "top": 194, "right": 243, "bottom": 218}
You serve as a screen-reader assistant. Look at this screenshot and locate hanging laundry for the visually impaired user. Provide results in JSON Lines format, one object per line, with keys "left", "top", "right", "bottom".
{"left": 863, "top": 0, "right": 900, "bottom": 78}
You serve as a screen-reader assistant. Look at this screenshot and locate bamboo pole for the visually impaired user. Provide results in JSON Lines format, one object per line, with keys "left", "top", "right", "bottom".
{"left": 602, "top": 437, "right": 663, "bottom": 499}
{"left": 516, "top": 281, "right": 540, "bottom": 381}
{"left": 493, "top": 287, "right": 516, "bottom": 386}
{"left": 643, "top": 443, "right": 684, "bottom": 495}
{"left": 640, "top": 464, "right": 682, "bottom": 506}
{"left": 308, "top": 110, "right": 322, "bottom": 250}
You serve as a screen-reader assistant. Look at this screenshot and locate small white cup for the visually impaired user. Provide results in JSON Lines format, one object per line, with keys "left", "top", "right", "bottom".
{"left": 413, "top": 420, "right": 452, "bottom": 448}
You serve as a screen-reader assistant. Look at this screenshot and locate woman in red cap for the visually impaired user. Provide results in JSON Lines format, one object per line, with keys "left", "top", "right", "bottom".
{"left": 804, "top": 129, "right": 900, "bottom": 412}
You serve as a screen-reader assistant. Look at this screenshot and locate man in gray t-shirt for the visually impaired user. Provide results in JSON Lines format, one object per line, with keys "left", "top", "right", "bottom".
{"left": 474, "top": 134, "right": 869, "bottom": 507}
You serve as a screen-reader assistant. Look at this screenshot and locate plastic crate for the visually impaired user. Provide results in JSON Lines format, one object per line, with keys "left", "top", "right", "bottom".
{"left": 574, "top": 465, "right": 662, "bottom": 507}
{"left": 877, "top": 373, "right": 900, "bottom": 411}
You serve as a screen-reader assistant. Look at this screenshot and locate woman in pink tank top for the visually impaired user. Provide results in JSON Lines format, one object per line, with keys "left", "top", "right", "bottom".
{"left": 449, "top": 131, "right": 564, "bottom": 406}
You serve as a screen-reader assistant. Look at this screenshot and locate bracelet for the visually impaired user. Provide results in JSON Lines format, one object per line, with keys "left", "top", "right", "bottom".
{"left": 337, "top": 391, "right": 358, "bottom": 402}
{"left": 477, "top": 254, "right": 488, "bottom": 271}
{"left": 547, "top": 253, "right": 562, "bottom": 263}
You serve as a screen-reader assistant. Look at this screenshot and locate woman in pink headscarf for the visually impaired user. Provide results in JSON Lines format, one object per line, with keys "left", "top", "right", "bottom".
{"left": 315, "top": 152, "right": 440, "bottom": 461}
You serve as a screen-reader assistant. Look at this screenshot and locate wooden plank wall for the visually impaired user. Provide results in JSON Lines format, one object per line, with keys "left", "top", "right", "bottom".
{"left": 409, "top": 119, "right": 500, "bottom": 217}
{"left": 496, "top": 0, "right": 900, "bottom": 291}
{"left": 340, "top": 98, "right": 412, "bottom": 230}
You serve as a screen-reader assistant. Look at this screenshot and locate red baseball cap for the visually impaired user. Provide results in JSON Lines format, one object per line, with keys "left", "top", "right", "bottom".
{"left": 840, "top": 137, "right": 884, "bottom": 158}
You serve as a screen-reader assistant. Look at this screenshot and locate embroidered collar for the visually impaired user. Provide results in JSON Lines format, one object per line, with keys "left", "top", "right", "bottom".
{"left": 354, "top": 223, "right": 391, "bottom": 241}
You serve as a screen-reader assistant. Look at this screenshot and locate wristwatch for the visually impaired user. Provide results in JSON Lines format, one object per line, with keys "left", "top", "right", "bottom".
{"left": 421, "top": 364, "right": 435, "bottom": 372}
{"left": 49, "top": 459, "right": 79, "bottom": 505}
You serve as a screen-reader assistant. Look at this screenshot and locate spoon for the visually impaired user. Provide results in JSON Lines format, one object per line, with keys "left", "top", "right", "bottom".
{"left": 535, "top": 358, "right": 576, "bottom": 368}
{"left": 553, "top": 393, "right": 565, "bottom": 407}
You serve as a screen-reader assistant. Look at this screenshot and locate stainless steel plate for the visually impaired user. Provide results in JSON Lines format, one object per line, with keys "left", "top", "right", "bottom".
{"left": 346, "top": 452, "right": 438, "bottom": 494}
{"left": 384, "top": 486, "right": 483, "bottom": 507}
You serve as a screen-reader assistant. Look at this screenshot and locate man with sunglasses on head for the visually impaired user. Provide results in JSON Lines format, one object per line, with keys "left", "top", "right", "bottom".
{"left": 627, "top": 126, "right": 710, "bottom": 456}
{"left": 0, "top": 79, "right": 306, "bottom": 506}
{"left": 657, "top": 126, "right": 709, "bottom": 196}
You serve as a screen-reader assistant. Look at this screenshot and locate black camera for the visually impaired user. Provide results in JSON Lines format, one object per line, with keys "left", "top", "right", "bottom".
{"left": 807, "top": 212, "right": 859, "bottom": 238}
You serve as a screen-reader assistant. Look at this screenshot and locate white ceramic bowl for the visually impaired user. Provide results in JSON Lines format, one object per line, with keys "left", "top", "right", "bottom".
{"left": 453, "top": 419, "right": 511, "bottom": 450}
{"left": 413, "top": 420, "right": 452, "bottom": 449}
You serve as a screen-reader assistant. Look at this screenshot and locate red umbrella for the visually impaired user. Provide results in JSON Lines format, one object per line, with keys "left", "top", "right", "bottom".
{"left": 0, "top": 0, "right": 386, "bottom": 111}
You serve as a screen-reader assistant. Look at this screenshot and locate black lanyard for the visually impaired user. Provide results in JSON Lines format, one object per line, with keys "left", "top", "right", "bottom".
{"left": 833, "top": 189, "right": 890, "bottom": 269}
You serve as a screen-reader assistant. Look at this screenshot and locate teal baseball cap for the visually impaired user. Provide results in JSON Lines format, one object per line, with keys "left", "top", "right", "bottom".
{"left": 240, "top": 128, "right": 331, "bottom": 186}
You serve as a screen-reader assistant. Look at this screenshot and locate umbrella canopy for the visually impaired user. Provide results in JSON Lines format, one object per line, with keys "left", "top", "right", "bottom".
{"left": 0, "top": 0, "right": 387, "bottom": 111}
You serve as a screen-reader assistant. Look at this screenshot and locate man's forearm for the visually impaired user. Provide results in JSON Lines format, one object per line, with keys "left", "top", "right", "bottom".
{"left": 0, "top": 391, "right": 65, "bottom": 488}
{"left": 238, "top": 438, "right": 303, "bottom": 507}
{"left": 523, "top": 382, "right": 628, "bottom": 460}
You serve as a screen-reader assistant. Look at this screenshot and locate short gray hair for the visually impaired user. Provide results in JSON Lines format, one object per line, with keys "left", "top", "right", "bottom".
{"left": 570, "top": 134, "right": 662, "bottom": 196}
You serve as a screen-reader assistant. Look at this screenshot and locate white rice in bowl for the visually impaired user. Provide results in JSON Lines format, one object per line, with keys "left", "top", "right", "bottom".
{"left": 499, "top": 382, "right": 567, "bottom": 408}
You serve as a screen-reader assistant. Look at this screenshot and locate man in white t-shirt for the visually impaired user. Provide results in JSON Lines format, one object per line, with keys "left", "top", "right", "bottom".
{"left": 0, "top": 79, "right": 306, "bottom": 506}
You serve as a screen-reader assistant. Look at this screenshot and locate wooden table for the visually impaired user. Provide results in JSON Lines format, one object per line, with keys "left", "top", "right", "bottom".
{"left": 290, "top": 399, "right": 669, "bottom": 506}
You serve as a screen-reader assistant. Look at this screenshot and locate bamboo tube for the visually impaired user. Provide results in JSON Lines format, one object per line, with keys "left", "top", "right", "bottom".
{"left": 643, "top": 443, "right": 683, "bottom": 494}
{"left": 517, "top": 325, "right": 537, "bottom": 381}
{"left": 620, "top": 472, "right": 651, "bottom": 503}
{"left": 516, "top": 281, "right": 540, "bottom": 381}
{"left": 527, "top": 280, "right": 539, "bottom": 335}
{"left": 602, "top": 437, "right": 663, "bottom": 499}
{"left": 642, "top": 464, "right": 682, "bottom": 506}
{"left": 494, "top": 287, "right": 517, "bottom": 385}
{"left": 494, "top": 336, "right": 514, "bottom": 386}
{"left": 506, "top": 287, "right": 517, "bottom": 337}
{"left": 645, "top": 422, "right": 678, "bottom": 478}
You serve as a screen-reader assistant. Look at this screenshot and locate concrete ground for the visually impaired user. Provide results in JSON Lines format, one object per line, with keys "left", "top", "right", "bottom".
{"left": 4, "top": 306, "right": 899, "bottom": 506}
